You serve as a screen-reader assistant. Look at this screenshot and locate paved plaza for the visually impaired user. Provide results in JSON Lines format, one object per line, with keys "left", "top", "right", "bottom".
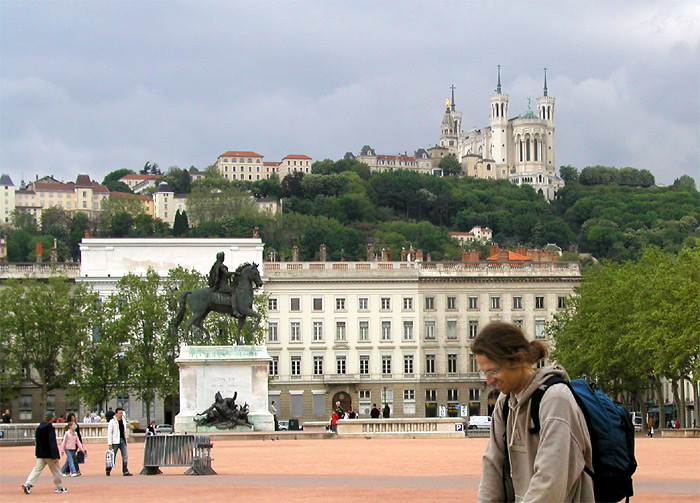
{"left": 0, "top": 436, "right": 698, "bottom": 502}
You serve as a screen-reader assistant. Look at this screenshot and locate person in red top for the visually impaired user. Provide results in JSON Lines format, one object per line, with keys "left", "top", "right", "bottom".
{"left": 330, "top": 412, "right": 339, "bottom": 433}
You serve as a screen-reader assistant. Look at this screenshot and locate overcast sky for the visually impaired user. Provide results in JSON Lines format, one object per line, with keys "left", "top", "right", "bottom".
{"left": 2, "top": 1, "right": 698, "bottom": 187}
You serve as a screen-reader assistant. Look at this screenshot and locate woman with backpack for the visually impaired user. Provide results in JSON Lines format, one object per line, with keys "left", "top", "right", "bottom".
{"left": 472, "top": 322, "right": 594, "bottom": 502}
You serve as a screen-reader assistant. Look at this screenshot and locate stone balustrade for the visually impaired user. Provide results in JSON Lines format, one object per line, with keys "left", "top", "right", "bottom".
{"left": 264, "top": 261, "right": 580, "bottom": 279}
{"left": 327, "top": 417, "right": 466, "bottom": 438}
{"left": 0, "top": 263, "right": 80, "bottom": 279}
{"left": 0, "top": 422, "right": 136, "bottom": 445}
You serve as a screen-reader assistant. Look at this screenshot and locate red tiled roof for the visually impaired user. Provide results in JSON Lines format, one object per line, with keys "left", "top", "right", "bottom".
{"left": 283, "top": 154, "right": 312, "bottom": 160}
{"left": 32, "top": 182, "right": 72, "bottom": 191}
{"left": 220, "top": 151, "right": 263, "bottom": 158}
{"left": 378, "top": 155, "right": 415, "bottom": 162}
{"left": 263, "top": 162, "right": 279, "bottom": 167}
{"left": 486, "top": 251, "right": 532, "bottom": 261}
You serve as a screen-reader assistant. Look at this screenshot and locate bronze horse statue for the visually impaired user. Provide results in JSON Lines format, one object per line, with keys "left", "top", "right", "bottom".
{"left": 170, "top": 262, "right": 263, "bottom": 343}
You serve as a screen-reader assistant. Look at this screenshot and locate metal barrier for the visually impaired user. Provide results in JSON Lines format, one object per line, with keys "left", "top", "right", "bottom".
{"left": 140, "top": 434, "right": 216, "bottom": 475}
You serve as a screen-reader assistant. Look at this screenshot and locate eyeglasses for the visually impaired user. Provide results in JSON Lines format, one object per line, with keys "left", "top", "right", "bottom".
{"left": 478, "top": 367, "right": 502, "bottom": 377}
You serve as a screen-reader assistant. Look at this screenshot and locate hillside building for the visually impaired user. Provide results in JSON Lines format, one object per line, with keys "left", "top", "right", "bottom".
{"left": 440, "top": 67, "right": 563, "bottom": 199}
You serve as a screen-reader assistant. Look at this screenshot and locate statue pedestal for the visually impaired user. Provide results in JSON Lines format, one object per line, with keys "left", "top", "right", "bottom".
{"left": 174, "top": 345, "right": 273, "bottom": 433}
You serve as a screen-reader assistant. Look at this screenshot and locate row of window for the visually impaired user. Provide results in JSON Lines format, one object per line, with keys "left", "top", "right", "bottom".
{"left": 222, "top": 165, "right": 268, "bottom": 173}
{"left": 268, "top": 317, "right": 547, "bottom": 343}
{"left": 221, "top": 158, "right": 262, "bottom": 163}
{"left": 275, "top": 388, "right": 480, "bottom": 418}
{"left": 268, "top": 352, "right": 546, "bottom": 377}
{"left": 268, "top": 294, "right": 565, "bottom": 313}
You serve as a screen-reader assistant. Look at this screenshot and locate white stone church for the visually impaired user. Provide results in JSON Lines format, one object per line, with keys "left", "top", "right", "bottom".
{"left": 439, "top": 67, "right": 563, "bottom": 200}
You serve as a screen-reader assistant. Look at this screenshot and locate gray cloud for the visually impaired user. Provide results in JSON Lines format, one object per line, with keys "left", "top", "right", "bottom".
{"left": 2, "top": 0, "right": 698, "bottom": 185}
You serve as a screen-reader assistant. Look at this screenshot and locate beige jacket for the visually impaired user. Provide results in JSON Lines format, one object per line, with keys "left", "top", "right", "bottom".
{"left": 477, "top": 366, "right": 594, "bottom": 503}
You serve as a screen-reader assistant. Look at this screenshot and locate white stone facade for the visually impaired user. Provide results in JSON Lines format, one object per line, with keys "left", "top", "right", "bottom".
{"left": 440, "top": 68, "right": 563, "bottom": 199}
{"left": 262, "top": 260, "right": 580, "bottom": 422}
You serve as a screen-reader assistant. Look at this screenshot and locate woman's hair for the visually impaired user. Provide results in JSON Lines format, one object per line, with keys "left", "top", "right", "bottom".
{"left": 471, "top": 322, "right": 548, "bottom": 366}
{"left": 66, "top": 413, "right": 76, "bottom": 422}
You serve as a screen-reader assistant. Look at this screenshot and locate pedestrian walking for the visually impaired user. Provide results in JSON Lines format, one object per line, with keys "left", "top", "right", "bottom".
{"left": 59, "top": 421, "right": 84, "bottom": 477}
{"left": 106, "top": 408, "right": 133, "bottom": 476}
{"left": 22, "top": 411, "right": 68, "bottom": 494}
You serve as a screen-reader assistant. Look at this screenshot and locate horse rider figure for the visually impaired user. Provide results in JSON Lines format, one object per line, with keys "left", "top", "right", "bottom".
{"left": 208, "top": 251, "right": 241, "bottom": 317}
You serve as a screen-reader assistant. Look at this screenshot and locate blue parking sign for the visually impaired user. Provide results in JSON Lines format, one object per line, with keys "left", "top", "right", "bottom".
{"left": 455, "top": 423, "right": 463, "bottom": 432}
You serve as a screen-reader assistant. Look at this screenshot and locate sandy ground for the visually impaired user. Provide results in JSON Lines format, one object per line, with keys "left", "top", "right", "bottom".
{"left": 0, "top": 436, "right": 698, "bottom": 502}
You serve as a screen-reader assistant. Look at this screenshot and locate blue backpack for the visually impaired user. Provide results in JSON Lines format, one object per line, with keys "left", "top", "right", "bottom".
{"left": 503, "top": 376, "right": 637, "bottom": 503}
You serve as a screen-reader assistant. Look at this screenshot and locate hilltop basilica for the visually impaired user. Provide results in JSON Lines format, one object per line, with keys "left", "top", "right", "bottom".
{"left": 437, "top": 67, "right": 562, "bottom": 199}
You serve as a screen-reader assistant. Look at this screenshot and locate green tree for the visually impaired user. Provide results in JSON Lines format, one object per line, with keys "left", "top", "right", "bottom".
{"left": 72, "top": 299, "right": 126, "bottom": 412}
{"left": 105, "top": 270, "right": 174, "bottom": 424}
{"left": 549, "top": 245, "right": 700, "bottom": 426}
{"left": 11, "top": 210, "right": 38, "bottom": 234}
{"left": 162, "top": 167, "right": 191, "bottom": 194}
{"left": 185, "top": 186, "right": 258, "bottom": 226}
{"left": 173, "top": 210, "right": 189, "bottom": 236}
{"left": 439, "top": 155, "right": 462, "bottom": 176}
{"left": 673, "top": 174, "right": 696, "bottom": 190}
{"left": 104, "top": 180, "right": 132, "bottom": 193}
{"left": 559, "top": 165, "right": 579, "bottom": 184}
{"left": 0, "top": 277, "right": 97, "bottom": 412}
{"left": 102, "top": 168, "right": 136, "bottom": 185}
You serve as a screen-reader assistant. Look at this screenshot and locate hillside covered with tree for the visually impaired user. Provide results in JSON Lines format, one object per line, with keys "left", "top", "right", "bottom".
{"left": 3, "top": 159, "right": 698, "bottom": 263}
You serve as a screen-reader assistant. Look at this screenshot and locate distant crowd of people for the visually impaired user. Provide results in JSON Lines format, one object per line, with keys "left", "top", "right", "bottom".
{"left": 329, "top": 401, "right": 391, "bottom": 432}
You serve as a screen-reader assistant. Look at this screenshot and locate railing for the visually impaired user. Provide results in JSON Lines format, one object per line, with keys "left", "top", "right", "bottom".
{"left": 0, "top": 423, "right": 121, "bottom": 444}
{"left": 0, "top": 262, "right": 81, "bottom": 279}
{"left": 336, "top": 417, "right": 465, "bottom": 438}
{"left": 264, "top": 261, "right": 580, "bottom": 277}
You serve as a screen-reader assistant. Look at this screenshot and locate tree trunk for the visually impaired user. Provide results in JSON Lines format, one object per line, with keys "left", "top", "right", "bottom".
{"left": 672, "top": 379, "right": 682, "bottom": 427}
{"left": 653, "top": 376, "right": 665, "bottom": 430}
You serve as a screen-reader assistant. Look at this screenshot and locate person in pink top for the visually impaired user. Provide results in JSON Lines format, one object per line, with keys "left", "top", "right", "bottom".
{"left": 59, "top": 422, "right": 84, "bottom": 477}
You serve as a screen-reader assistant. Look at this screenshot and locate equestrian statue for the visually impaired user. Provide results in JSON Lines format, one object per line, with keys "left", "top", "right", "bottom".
{"left": 170, "top": 252, "right": 263, "bottom": 344}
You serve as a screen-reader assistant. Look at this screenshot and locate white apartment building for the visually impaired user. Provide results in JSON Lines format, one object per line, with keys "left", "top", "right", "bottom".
{"left": 262, "top": 259, "right": 581, "bottom": 423}
{"left": 0, "top": 174, "right": 16, "bottom": 224}
{"left": 118, "top": 173, "right": 163, "bottom": 194}
{"left": 277, "top": 154, "right": 313, "bottom": 177}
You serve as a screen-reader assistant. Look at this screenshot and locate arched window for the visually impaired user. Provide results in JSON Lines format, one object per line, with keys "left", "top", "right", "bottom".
{"left": 534, "top": 138, "right": 538, "bottom": 161}
{"left": 501, "top": 103, "right": 505, "bottom": 117}
{"left": 519, "top": 138, "right": 523, "bottom": 162}
{"left": 526, "top": 136, "right": 531, "bottom": 162}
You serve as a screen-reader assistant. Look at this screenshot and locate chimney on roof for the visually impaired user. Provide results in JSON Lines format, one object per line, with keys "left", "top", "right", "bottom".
{"left": 416, "top": 250, "right": 424, "bottom": 262}
{"left": 292, "top": 245, "right": 299, "bottom": 262}
{"left": 490, "top": 245, "right": 499, "bottom": 256}
{"left": 319, "top": 244, "right": 326, "bottom": 262}
{"left": 517, "top": 247, "right": 526, "bottom": 256}
{"left": 35, "top": 241, "right": 42, "bottom": 263}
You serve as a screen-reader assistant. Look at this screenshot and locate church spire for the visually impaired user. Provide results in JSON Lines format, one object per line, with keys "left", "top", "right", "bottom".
{"left": 496, "top": 65, "right": 502, "bottom": 94}
{"left": 543, "top": 67, "right": 548, "bottom": 97}
{"left": 450, "top": 84, "right": 456, "bottom": 111}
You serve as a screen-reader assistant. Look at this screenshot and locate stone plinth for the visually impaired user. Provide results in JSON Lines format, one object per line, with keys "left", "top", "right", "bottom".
{"left": 174, "top": 345, "right": 273, "bottom": 433}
